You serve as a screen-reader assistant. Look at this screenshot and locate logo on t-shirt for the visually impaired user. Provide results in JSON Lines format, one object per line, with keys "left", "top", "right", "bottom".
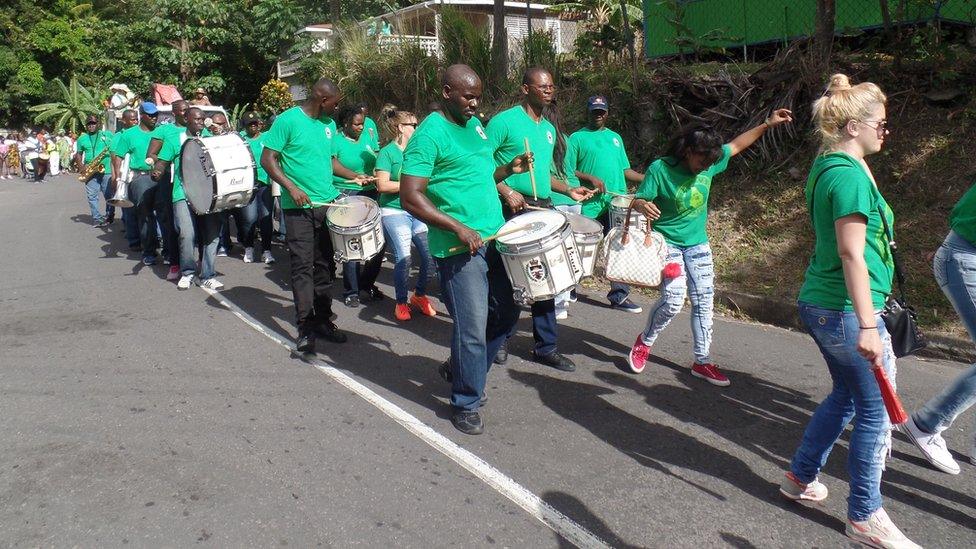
{"left": 676, "top": 175, "right": 710, "bottom": 213}
{"left": 612, "top": 137, "right": 620, "bottom": 147}
{"left": 325, "top": 127, "right": 333, "bottom": 139}
{"left": 546, "top": 131, "right": 554, "bottom": 144}
{"left": 475, "top": 126, "right": 487, "bottom": 140}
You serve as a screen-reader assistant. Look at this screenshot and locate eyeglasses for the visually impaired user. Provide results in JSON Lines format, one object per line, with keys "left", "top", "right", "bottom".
{"left": 399, "top": 122, "right": 417, "bottom": 127}
{"left": 859, "top": 119, "right": 889, "bottom": 136}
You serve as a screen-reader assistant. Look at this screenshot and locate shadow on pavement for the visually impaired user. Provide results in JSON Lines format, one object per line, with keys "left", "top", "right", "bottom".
{"left": 543, "top": 490, "right": 642, "bottom": 549}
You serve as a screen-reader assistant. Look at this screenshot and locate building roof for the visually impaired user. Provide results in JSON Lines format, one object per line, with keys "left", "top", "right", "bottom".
{"left": 378, "top": 0, "right": 552, "bottom": 19}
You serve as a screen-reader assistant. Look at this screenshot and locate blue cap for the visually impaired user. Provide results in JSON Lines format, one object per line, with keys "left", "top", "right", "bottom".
{"left": 587, "top": 95, "right": 608, "bottom": 111}
{"left": 140, "top": 101, "right": 159, "bottom": 115}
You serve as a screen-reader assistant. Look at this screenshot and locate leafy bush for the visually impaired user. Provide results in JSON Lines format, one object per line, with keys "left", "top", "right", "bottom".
{"left": 256, "top": 79, "right": 294, "bottom": 116}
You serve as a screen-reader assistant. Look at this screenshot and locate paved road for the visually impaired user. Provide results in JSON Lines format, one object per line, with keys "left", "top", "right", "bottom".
{"left": 1, "top": 174, "right": 973, "bottom": 548}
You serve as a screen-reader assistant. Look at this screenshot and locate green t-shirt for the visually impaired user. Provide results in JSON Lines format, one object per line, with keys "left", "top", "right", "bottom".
{"left": 159, "top": 127, "right": 212, "bottom": 203}
{"left": 375, "top": 142, "right": 404, "bottom": 209}
{"left": 333, "top": 132, "right": 377, "bottom": 191}
{"left": 635, "top": 144, "right": 731, "bottom": 247}
{"left": 402, "top": 112, "right": 504, "bottom": 258}
{"left": 950, "top": 182, "right": 976, "bottom": 246}
{"left": 486, "top": 105, "right": 556, "bottom": 200}
{"left": 110, "top": 125, "right": 154, "bottom": 171}
{"left": 361, "top": 116, "right": 380, "bottom": 151}
{"left": 76, "top": 130, "right": 115, "bottom": 174}
{"left": 798, "top": 153, "right": 895, "bottom": 311}
{"left": 565, "top": 127, "right": 630, "bottom": 219}
{"left": 241, "top": 131, "right": 269, "bottom": 184}
{"left": 262, "top": 106, "right": 340, "bottom": 210}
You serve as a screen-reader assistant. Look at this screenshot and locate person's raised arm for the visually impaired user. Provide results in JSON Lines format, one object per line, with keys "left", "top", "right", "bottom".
{"left": 728, "top": 108, "right": 793, "bottom": 157}
{"left": 836, "top": 214, "right": 883, "bottom": 369}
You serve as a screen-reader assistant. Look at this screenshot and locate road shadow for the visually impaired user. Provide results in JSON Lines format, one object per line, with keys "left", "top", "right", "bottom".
{"left": 542, "top": 490, "right": 642, "bottom": 549}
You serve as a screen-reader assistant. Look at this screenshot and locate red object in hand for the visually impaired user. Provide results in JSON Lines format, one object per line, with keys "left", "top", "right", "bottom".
{"left": 662, "top": 262, "right": 682, "bottom": 279}
{"left": 873, "top": 367, "right": 909, "bottom": 425}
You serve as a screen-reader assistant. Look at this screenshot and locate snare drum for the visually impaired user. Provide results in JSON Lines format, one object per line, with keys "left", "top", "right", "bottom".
{"left": 609, "top": 194, "right": 649, "bottom": 233}
{"left": 326, "top": 195, "right": 385, "bottom": 263}
{"left": 495, "top": 210, "right": 584, "bottom": 303}
{"left": 180, "top": 134, "right": 255, "bottom": 214}
{"left": 565, "top": 212, "right": 603, "bottom": 279}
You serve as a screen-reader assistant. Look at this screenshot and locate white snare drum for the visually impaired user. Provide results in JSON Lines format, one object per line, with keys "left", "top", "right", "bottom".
{"left": 565, "top": 212, "right": 603, "bottom": 279}
{"left": 496, "top": 210, "right": 584, "bottom": 303}
{"left": 609, "top": 195, "right": 649, "bottom": 233}
{"left": 180, "top": 133, "right": 255, "bottom": 214}
{"left": 326, "top": 195, "right": 385, "bottom": 263}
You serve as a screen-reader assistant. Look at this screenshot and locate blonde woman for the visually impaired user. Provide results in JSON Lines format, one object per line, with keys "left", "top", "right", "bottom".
{"left": 779, "top": 75, "right": 920, "bottom": 549}
{"left": 375, "top": 109, "right": 436, "bottom": 321}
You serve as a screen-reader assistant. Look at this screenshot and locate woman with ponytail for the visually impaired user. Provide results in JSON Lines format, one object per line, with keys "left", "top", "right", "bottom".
{"left": 779, "top": 74, "right": 920, "bottom": 549}
{"left": 375, "top": 109, "right": 437, "bottom": 321}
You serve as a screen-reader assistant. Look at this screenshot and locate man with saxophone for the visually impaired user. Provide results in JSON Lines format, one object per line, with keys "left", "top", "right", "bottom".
{"left": 111, "top": 102, "right": 159, "bottom": 265}
{"left": 75, "top": 114, "right": 115, "bottom": 227}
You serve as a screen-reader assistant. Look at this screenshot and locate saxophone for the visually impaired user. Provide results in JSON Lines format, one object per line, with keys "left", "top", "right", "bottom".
{"left": 78, "top": 147, "right": 110, "bottom": 182}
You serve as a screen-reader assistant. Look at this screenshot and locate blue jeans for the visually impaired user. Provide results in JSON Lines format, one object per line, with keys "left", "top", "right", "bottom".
{"left": 640, "top": 242, "right": 715, "bottom": 363}
{"left": 129, "top": 173, "right": 159, "bottom": 258}
{"left": 240, "top": 185, "right": 273, "bottom": 251}
{"left": 381, "top": 210, "right": 432, "bottom": 303}
{"left": 84, "top": 173, "right": 112, "bottom": 223}
{"left": 122, "top": 206, "right": 139, "bottom": 247}
{"left": 174, "top": 199, "right": 221, "bottom": 280}
{"left": 436, "top": 246, "right": 520, "bottom": 411}
{"left": 598, "top": 209, "right": 631, "bottom": 305}
{"left": 913, "top": 231, "right": 976, "bottom": 441}
{"left": 791, "top": 302, "right": 896, "bottom": 522}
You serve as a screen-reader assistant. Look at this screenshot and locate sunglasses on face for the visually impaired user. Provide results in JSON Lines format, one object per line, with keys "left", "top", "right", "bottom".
{"left": 399, "top": 122, "right": 417, "bottom": 128}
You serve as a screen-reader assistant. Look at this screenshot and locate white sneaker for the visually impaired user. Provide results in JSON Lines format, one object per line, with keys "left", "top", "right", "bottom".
{"left": 555, "top": 310, "right": 568, "bottom": 320}
{"left": 778, "top": 472, "right": 828, "bottom": 502}
{"left": 261, "top": 250, "right": 275, "bottom": 264}
{"left": 846, "top": 508, "right": 922, "bottom": 549}
{"left": 242, "top": 247, "right": 254, "bottom": 263}
{"left": 199, "top": 278, "right": 224, "bottom": 291}
{"left": 177, "top": 274, "right": 194, "bottom": 290}
{"left": 900, "top": 416, "right": 960, "bottom": 474}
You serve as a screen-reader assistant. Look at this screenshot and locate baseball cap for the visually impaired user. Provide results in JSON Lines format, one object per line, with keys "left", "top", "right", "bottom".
{"left": 140, "top": 101, "right": 159, "bottom": 115}
{"left": 587, "top": 95, "right": 609, "bottom": 111}
{"left": 85, "top": 115, "right": 99, "bottom": 124}
{"left": 241, "top": 111, "right": 262, "bottom": 125}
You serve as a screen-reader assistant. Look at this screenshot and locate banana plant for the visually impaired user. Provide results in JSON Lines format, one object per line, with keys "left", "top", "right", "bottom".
{"left": 29, "top": 77, "right": 102, "bottom": 134}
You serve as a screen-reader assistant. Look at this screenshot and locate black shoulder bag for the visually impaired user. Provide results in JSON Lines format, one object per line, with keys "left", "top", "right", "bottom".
{"left": 877, "top": 207, "right": 927, "bottom": 357}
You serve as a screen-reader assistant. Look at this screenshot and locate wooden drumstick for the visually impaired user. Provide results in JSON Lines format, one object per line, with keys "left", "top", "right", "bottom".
{"left": 524, "top": 137, "right": 537, "bottom": 201}
{"left": 447, "top": 222, "right": 543, "bottom": 253}
{"left": 310, "top": 201, "right": 355, "bottom": 208}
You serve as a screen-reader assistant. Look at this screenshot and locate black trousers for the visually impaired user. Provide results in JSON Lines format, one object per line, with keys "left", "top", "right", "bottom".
{"left": 284, "top": 206, "right": 336, "bottom": 332}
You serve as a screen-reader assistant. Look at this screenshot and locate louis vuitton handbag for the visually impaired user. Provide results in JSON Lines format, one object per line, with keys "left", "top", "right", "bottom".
{"left": 597, "top": 201, "right": 669, "bottom": 288}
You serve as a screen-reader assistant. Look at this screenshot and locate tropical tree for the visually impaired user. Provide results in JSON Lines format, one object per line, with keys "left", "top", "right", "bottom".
{"left": 28, "top": 76, "right": 101, "bottom": 134}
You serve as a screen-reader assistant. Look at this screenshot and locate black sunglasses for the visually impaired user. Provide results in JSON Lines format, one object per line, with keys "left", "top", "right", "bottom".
{"left": 399, "top": 122, "right": 417, "bottom": 127}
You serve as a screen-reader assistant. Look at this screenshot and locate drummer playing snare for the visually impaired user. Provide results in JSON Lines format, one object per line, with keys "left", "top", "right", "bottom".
{"left": 399, "top": 64, "right": 533, "bottom": 436}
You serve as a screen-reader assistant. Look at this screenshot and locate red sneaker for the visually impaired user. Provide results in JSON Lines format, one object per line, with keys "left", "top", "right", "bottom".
{"left": 692, "top": 362, "right": 731, "bottom": 387}
{"left": 394, "top": 303, "right": 411, "bottom": 321}
{"left": 166, "top": 265, "right": 180, "bottom": 281}
{"left": 627, "top": 337, "right": 651, "bottom": 373}
{"left": 409, "top": 293, "right": 437, "bottom": 317}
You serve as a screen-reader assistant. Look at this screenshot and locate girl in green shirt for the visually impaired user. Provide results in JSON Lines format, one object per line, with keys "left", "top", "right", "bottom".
{"left": 782, "top": 74, "right": 920, "bottom": 549}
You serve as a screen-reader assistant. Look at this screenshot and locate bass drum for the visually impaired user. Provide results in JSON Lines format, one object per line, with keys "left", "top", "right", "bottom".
{"left": 180, "top": 134, "right": 255, "bottom": 214}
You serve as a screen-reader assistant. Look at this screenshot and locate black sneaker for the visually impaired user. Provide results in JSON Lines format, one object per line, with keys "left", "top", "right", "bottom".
{"left": 611, "top": 298, "right": 643, "bottom": 314}
{"left": 451, "top": 410, "right": 484, "bottom": 435}
{"left": 313, "top": 321, "right": 348, "bottom": 343}
{"left": 493, "top": 341, "right": 509, "bottom": 365}
{"left": 296, "top": 330, "right": 316, "bottom": 353}
{"left": 344, "top": 295, "right": 360, "bottom": 308}
{"left": 533, "top": 351, "right": 576, "bottom": 372}
{"left": 365, "top": 286, "right": 385, "bottom": 301}
{"left": 438, "top": 360, "right": 453, "bottom": 382}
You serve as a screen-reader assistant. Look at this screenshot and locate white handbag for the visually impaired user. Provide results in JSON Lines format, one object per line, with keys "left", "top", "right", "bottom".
{"left": 596, "top": 201, "right": 668, "bottom": 288}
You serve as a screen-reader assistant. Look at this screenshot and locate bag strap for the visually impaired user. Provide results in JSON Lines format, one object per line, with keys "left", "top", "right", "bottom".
{"left": 877, "top": 203, "right": 909, "bottom": 303}
{"left": 622, "top": 197, "right": 653, "bottom": 247}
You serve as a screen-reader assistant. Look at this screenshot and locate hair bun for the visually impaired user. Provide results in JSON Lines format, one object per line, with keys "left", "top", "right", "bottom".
{"left": 827, "top": 74, "right": 852, "bottom": 93}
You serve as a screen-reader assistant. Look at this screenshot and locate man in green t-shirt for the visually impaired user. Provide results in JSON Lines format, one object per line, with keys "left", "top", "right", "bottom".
{"left": 109, "top": 109, "right": 142, "bottom": 250}
{"left": 75, "top": 114, "right": 115, "bottom": 227}
{"left": 112, "top": 102, "right": 160, "bottom": 264}
{"left": 238, "top": 111, "right": 275, "bottom": 264}
{"left": 565, "top": 95, "right": 648, "bottom": 313}
{"left": 487, "top": 68, "right": 593, "bottom": 373}
{"left": 261, "top": 77, "right": 353, "bottom": 353}
{"left": 148, "top": 99, "right": 189, "bottom": 281}
{"left": 400, "top": 64, "right": 532, "bottom": 435}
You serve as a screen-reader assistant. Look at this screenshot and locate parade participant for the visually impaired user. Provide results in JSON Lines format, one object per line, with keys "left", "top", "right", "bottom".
{"left": 35, "top": 133, "right": 51, "bottom": 182}
{"left": 5, "top": 135, "right": 20, "bottom": 179}
{"left": 210, "top": 111, "right": 242, "bottom": 257}
{"left": 154, "top": 107, "right": 223, "bottom": 291}
{"left": 375, "top": 109, "right": 436, "bottom": 321}
{"left": 148, "top": 99, "right": 189, "bottom": 281}
{"left": 261, "top": 77, "right": 349, "bottom": 352}
{"left": 566, "top": 96, "right": 656, "bottom": 314}
{"left": 48, "top": 131, "right": 61, "bottom": 176}
{"left": 112, "top": 102, "right": 159, "bottom": 265}
{"left": 23, "top": 132, "right": 39, "bottom": 179}
{"left": 354, "top": 103, "right": 380, "bottom": 151}
{"left": 626, "top": 110, "right": 792, "bottom": 383}
{"left": 333, "top": 105, "right": 384, "bottom": 307}
{"left": 487, "top": 67, "right": 593, "bottom": 372}
{"left": 75, "top": 115, "right": 115, "bottom": 227}
{"left": 238, "top": 111, "right": 275, "bottom": 264}
{"left": 899, "top": 181, "right": 976, "bottom": 474}
{"left": 57, "top": 130, "right": 72, "bottom": 173}
{"left": 208, "top": 112, "right": 229, "bottom": 135}
{"left": 0, "top": 136, "right": 8, "bottom": 179}
{"left": 189, "top": 87, "right": 211, "bottom": 106}
{"left": 110, "top": 109, "right": 142, "bottom": 250}
{"left": 779, "top": 74, "right": 920, "bottom": 549}
{"left": 400, "top": 64, "right": 532, "bottom": 435}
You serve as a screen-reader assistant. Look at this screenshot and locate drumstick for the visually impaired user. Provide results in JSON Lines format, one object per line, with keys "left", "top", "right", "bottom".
{"left": 524, "top": 137, "right": 537, "bottom": 201}
{"left": 604, "top": 190, "right": 633, "bottom": 197}
{"left": 310, "top": 201, "right": 355, "bottom": 208}
{"left": 446, "top": 222, "right": 541, "bottom": 253}
{"left": 523, "top": 204, "right": 550, "bottom": 211}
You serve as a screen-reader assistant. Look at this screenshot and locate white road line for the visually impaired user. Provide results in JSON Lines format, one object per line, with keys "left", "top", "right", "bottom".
{"left": 200, "top": 287, "right": 611, "bottom": 549}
